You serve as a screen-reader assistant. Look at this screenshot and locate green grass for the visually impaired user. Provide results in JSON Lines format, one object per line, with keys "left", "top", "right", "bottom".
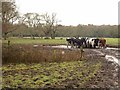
{"left": 105, "top": 38, "right": 119, "bottom": 46}
{"left": 2, "top": 37, "right": 120, "bottom": 46}
{"left": 2, "top": 61, "right": 101, "bottom": 88}
{"left": 2, "top": 37, "right": 67, "bottom": 45}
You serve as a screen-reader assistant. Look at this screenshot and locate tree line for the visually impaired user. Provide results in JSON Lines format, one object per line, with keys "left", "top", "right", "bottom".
{"left": 1, "top": 1, "right": 119, "bottom": 40}
{"left": 10, "top": 24, "right": 118, "bottom": 38}
{"left": 56, "top": 24, "right": 118, "bottom": 38}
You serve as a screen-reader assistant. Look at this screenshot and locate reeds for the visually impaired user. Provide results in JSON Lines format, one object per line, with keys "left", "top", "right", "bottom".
{"left": 2, "top": 44, "right": 83, "bottom": 64}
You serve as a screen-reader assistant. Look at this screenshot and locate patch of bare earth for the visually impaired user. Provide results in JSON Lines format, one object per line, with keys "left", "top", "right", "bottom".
{"left": 83, "top": 49, "right": 119, "bottom": 88}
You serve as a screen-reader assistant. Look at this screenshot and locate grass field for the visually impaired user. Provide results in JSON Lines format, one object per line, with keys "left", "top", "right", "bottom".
{"left": 2, "top": 37, "right": 66, "bottom": 45}
{"left": 2, "top": 37, "right": 119, "bottom": 46}
{"left": 105, "top": 38, "right": 119, "bottom": 46}
{"left": 2, "top": 58, "right": 101, "bottom": 88}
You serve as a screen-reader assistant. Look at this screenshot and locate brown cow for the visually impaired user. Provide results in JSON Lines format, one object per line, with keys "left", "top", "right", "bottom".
{"left": 98, "top": 38, "right": 106, "bottom": 48}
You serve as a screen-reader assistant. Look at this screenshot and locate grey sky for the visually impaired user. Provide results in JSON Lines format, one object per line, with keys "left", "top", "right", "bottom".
{"left": 16, "top": 0, "right": 119, "bottom": 26}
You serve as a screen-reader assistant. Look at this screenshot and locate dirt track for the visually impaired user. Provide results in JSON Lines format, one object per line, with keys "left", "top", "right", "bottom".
{"left": 50, "top": 45, "right": 120, "bottom": 88}
{"left": 81, "top": 47, "right": 119, "bottom": 88}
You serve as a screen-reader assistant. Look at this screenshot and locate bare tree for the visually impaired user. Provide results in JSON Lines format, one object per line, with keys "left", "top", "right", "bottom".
{"left": 17, "top": 12, "right": 59, "bottom": 39}
{"left": 42, "top": 13, "right": 60, "bottom": 39}
{"left": 22, "top": 13, "right": 42, "bottom": 39}
{"left": 2, "top": 1, "right": 19, "bottom": 40}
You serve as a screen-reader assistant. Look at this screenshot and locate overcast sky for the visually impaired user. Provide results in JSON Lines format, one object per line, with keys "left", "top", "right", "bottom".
{"left": 16, "top": 0, "right": 119, "bottom": 26}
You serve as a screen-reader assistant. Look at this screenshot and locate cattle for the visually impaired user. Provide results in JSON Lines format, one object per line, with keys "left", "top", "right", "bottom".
{"left": 66, "top": 38, "right": 72, "bottom": 45}
{"left": 66, "top": 37, "right": 106, "bottom": 49}
{"left": 74, "top": 38, "right": 86, "bottom": 48}
{"left": 86, "top": 38, "right": 94, "bottom": 48}
{"left": 80, "top": 38, "right": 87, "bottom": 48}
{"left": 66, "top": 38, "right": 77, "bottom": 48}
{"left": 66, "top": 37, "right": 76, "bottom": 48}
{"left": 66, "top": 37, "right": 87, "bottom": 48}
{"left": 98, "top": 38, "right": 106, "bottom": 48}
{"left": 86, "top": 38, "right": 99, "bottom": 48}
{"left": 93, "top": 38, "right": 99, "bottom": 48}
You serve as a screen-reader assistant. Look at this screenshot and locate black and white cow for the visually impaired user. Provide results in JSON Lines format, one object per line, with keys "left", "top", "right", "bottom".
{"left": 66, "top": 37, "right": 87, "bottom": 48}
{"left": 86, "top": 38, "right": 99, "bottom": 48}
{"left": 66, "top": 37, "right": 76, "bottom": 48}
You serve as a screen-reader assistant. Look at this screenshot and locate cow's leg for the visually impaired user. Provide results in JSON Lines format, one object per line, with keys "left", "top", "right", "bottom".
{"left": 67, "top": 43, "right": 68, "bottom": 48}
{"left": 87, "top": 42, "right": 89, "bottom": 48}
{"left": 91, "top": 42, "right": 94, "bottom": 48}
{"left": 104, "top": 44, "right": 107, "bottom": 48}
{"left": 85, "top": 42, "right": 87, "bottom": 48}
{"left": 103, "top": 42, "right": 107, "bottom": 48}
{"left": 89, "top": 44, "right": 92, "bottom": 48}
{"left": 93, "top": 44, "right": 96, "bottom": 48}
{"left": 75, "top": 43, "right": 78, "bottom": 48}
{"left": 98, "top": 43, "right": 100, "bottom": 48}
{"left": 103, "top": 44, "right": 106, "bottom": 49}
{"left": 71, "top": 41, "right": 74, "bottom": 48}
{"left": 67, "top": 42, "right": 70, "bottom": 48}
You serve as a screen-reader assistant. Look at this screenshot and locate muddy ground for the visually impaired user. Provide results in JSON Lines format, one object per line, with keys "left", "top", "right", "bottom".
{"left": 46, "top": 45, "right": 120, "bottom": 88}
{"left": 83, "top": 48, "right": 119, "bottom": 88}
{"left": 2, "top": 44, "right": 120, "bottom": 89}
{"left": 50, "top": 45, "right": 120, "bottom": 89}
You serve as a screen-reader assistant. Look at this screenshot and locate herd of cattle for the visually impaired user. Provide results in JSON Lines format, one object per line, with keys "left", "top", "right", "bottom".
{"left": 66, "top": 37, "right": 106, "bottom": 49}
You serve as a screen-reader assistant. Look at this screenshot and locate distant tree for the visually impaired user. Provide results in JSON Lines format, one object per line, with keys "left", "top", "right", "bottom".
{"left": 41, "top": 13, "right": 60, "bottom": 39}
{"left": 2, "top": 1, "right": 19, "bottom": 40}
{"left": 22, "top": 13, "right": 42, "bottom": 39}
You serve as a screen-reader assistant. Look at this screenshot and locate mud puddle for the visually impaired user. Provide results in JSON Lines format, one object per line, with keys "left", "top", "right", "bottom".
{"left": 49, "top": 45, "right": 71, "bottom": 49}
{"left": 92, "top": 49, "right": 119, "bottom": 66}
{"left": 106, "top": 47, "right": 119, "bottom": 51}
{"left": 105, "top": 55, "right": 119, "bottom": 66}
